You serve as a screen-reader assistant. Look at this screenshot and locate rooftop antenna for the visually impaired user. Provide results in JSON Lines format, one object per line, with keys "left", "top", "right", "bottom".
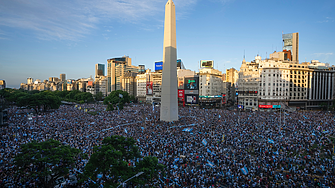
{"left": 244, "top": 50, "right": 246, "bottom": 60}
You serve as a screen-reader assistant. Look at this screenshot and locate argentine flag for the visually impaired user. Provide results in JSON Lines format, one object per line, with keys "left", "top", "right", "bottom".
{"left": 207, "top": 160, "right": 215, "bottom": 168}
{"left": 268, "top": 138, "right": 274, "bottom": 144}
{"left": 202, "top": 139, "right": 207, "bottom": 146}
{"left": 241, "top": 167, "right": 248, "bottom": 175}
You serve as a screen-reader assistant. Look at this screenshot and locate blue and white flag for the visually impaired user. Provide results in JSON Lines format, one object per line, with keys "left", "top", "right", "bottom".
{"left": 182, "top": 128, "right": 193, "bottom": 132}
{"left": 241, "top": 167, "right": 248, "bottom": 175}
{"left": 141, "top": 127, "right": 144, "bottom": 130}
{"left": 207, "top": 160, "right": 215, "bottom": 168}
{"left": 202, "top": 139, "right": 207, "bottom": 146}
{"left": 207, "top": 149, "right": 216, "bottom": 156}
{"left": 219, "top": 115, "right": 221, "bottom": 118}
{"left": 268, "top": 138, "right": 274, "bottom": 144}
{"left": 124, "top": 129, "right": 128, "bottom": 133}
{"left": 119, "top": 94, "right": 123, "bottom": 98}
{"left": 173, "top": 165, "right": 178, "bottom": 169}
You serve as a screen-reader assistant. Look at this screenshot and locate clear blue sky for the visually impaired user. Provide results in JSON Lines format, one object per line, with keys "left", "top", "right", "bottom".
{"left": 0, "top": 0, "right": 334, "bottom": 88}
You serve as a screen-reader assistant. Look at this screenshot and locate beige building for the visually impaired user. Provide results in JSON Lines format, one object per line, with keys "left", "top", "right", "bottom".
{"left": 136, "top": 71, "right": 147, "bottom": 102}
{"left": 238, "top": 57, "right": 261, "bottom": 111}
{"left": 282, "top": 32, "right": 299, "bottom": 62}
{"left": 198, "top": 68, "right": 223, "bottom": 96}
{"left": 226, "top": 68, "right": 239, "bottom": 85}
{"left": 107, "top": 56, "right": 139, "bottom": 95}
{"left": 60, "top": 74, "right": 66, "bottom": 82}
{"left": 121, "top": 72, "right": 137, "bottom": 97}
{"left": 95, "top": 76, "right": 108, "bottom": 97}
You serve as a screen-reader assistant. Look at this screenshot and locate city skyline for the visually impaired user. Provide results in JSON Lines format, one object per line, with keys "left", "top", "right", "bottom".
{"left": 1, "top": 0, "right": 335, "bottom": 88}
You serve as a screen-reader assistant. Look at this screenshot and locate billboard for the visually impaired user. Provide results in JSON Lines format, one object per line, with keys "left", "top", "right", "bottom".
{"left": 200, "top": 60, "right": 214, "bottom": 68}
{"left": 184, "top": 77, "right": 199, "bottom": 90}
{"left": 185, "top": 95, "right": 198, "bottom": 104}
{"left": 178, "top": 89, "right": 185, "bottom": 102}
{"left": 155, "top": 61, "right": 163, "bottom": 71}
{"left": 87, "top": 81, "right": 93, "bottom": 87}
{"left": 178, "top": 79, "right": 184, "bottom": 89}
{"left": 259, "top": 105, "right": 273, "bottom": 109}
{"left": 146, "top": 81, "right": 153, "bottom": 95}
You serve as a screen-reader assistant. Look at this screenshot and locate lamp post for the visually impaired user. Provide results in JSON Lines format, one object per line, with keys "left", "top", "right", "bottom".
{"left": 117, "top": 172, "right": 144, "bottom": 188}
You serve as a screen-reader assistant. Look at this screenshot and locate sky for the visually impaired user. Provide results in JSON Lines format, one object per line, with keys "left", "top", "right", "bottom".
{"left": 0, "top": 0, "right": 334, "bottom": 88}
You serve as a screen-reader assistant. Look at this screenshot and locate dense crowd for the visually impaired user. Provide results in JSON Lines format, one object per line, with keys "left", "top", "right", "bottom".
{"left": 1, "top": 103, "right": 335, "bottom": 187}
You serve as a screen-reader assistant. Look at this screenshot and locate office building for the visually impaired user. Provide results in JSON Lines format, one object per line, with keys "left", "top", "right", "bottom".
{"left": 238, "top": 57, "right": 261, "bottom": 111}
{"left": 60, "top": 74, "right": 66, "bottom": 82}
{"left": 95, "top": 64, "right": 105, "bottom": 78}
{"left": 136, "top": 71, "right": 148, "bottom": 102}
{"left": 226, "top": 68, "right": 239, "bottom": 85}
{"left": 198, "top": 68, "right": 223, "bottom": 97}
{"left": 95, "top": 76, "right": 108, "bottom": 97}
{"left": 107, "top": 56, "right": 139, "bottom": 95}
{"left": 282, "top": 32, "right": 299, "bottom": 62}
{"left": 121, "top": 72, "right": 138, "bottom": 97}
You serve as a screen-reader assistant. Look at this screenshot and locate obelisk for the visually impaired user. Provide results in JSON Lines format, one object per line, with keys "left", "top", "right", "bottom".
{"left": 160, "top": 0, "right": 178, "bottom": 122}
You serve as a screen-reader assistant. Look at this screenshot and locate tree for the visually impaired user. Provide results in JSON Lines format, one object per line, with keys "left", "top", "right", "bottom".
{"left": 16, "top": 93, "right": 61, "bottom": 113}
{"left": 14, "top": 139, "right": 81, "bottom": 188}
{"left": 106, "top": 104, "right": 114, "bottom": 111}
{"left": 94, "top": 92, "right": 104, "bottom": 101}
{"left": 81, "top": 135, "right": 165, "bottom": 187}
{"left": 16, "top": 93, "right": 42, "bottom": 114}
{"left": 74, "top": 92, "right": 94, "bottom": 103}
{"left": 103, "top": 90, "right": 130, "bottom": 106}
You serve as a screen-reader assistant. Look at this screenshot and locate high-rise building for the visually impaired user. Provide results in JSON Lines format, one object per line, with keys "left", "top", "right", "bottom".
{"left": 27, "top": 77, "right": 33, "bottom": 84}
{"left": 0, "top": 80, "right": 6, "bottom": 90}
{"left": 282, "top": 32, "right": 299, "bottom": 62}
{"left": 160, "top": 0, "right": 178, "bottom": 122}
{"left": 226, "top": 68, "right": 238, "bottom": 85}
{"left": 95, "top": 64, "right": 105, "bottom": 77}
{"left": 107, "top": 56, "right": 139, "bottom": 95}
{"left": 60, "top": 74, "right": 66, "bottom": 82}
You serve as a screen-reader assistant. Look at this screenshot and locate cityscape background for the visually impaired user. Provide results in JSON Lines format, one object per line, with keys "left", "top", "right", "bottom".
{"left": 1, "top": 0, "right": 335, "bottom": 88}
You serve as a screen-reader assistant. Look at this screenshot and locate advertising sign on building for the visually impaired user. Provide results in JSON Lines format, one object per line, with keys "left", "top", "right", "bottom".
{"left": 155, "top": 61, "right": 163, "bottom": 71}
{"left": 184, "top": 77, "right": 199, "bottom": 90}
{"left": 185, "top": 95, "right": 198, "bottom": 104}
{"left": 178, "top": 77, "right": 184, "bottom": 90}
{"left": 87, "top": 81, "right": 93, "bottom": 87}
{"left": 200, "top": 60, "right": 214, "bottom": 68}
{"left": 178, "top": 89, "right": 185, "bottom": 102}
{"left": 146, "top": 81, "right": 153, "bottom": 95}
{"left": 259, "top": 105, "right": 273, "bottom": 109}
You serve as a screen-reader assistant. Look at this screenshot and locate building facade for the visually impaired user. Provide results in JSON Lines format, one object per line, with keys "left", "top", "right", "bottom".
{"left": 95, "top": 64, "right": 105, "bottom": 78}
{"left": 107, "top": 56, "right": 139, "bottom": 95}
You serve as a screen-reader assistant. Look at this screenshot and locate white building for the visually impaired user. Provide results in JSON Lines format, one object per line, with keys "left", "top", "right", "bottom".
{"left": 95, "top": 76, "right": 108, "bottom": 97}
{"left": 238, "top": 57, "right": 260, "bottom": 111}
{"left": 136, "top": 70, "right": 148, "bottom": 102}
{"left": 198, "top": 68, "right": 223, "bottom": 96}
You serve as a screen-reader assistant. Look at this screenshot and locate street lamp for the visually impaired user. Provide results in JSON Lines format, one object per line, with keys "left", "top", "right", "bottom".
{"left": 117, "top": 172, "right": 144, "bottom": 188}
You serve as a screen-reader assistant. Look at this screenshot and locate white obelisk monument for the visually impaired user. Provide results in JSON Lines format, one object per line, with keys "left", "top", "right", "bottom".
{"left": 160, "top": 0, "right": 178, "bottom": 122}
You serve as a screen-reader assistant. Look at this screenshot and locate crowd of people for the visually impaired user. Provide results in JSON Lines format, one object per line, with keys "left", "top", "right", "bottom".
{"left": 1, "top": 103, "right": 335, "bottom": 187}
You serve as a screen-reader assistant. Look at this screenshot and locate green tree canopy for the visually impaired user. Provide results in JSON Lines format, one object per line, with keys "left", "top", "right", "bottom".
{"left": 16, "top": 92, "right": 61, "bottom": 113}
{"left": 81, "top": 135, "right": 165, "bottom": 187}
{"left": 14, "top": 139, "right": 81, "bottom": 188}
{"left": 103, "top": 90, "right": 130, "bottom": 106}
{"left": 94, "top": 92, "right": 104, "bottom": 101}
